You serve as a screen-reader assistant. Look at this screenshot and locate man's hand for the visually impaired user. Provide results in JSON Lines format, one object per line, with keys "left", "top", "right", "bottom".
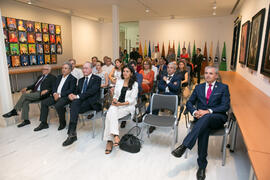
{"left": 21, "top": 88, "right": 27, "bottom": 94}
{"left": 68, "top": 93, "right": 77, "bottom": 101}
{"left": 196, "top": 109, "right": 210, "bottom": 118}
{"left": 163, "top": 76, "right": 168, "bottom": 82}
{"left": 40, "top": 90, "right": 48, "bottom": 95}
{"left": 53, "top": 93, "right": 60, "bottom": 101}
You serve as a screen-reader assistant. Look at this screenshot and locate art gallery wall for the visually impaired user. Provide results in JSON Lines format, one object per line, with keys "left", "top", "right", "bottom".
{"left": 235, "top": 0, "right": 270, "bottom": 97}
{"left": 0, "top": 0, "right": 73, "bottom": 64}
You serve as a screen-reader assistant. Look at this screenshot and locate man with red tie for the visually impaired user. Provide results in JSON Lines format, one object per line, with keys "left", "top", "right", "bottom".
{"left": 171, "top": 66, "right": 230, "bottom": 180}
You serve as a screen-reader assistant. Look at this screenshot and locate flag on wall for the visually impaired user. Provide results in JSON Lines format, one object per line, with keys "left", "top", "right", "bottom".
{"left": 152, "top": 41, "right": 155, "bottom": 54}
{"left": 219, "top": 42, "right": 227, "bottom": 71}
{"left": 183, "top": 41, "right": 186, "bottom": 48}
{"left": 144, "top": 40, "right": 147, "bottom": 58}
{"left": 168, "top": 40, "right": 171, "bottom": 56}
{"left": 192, "top": 41, "right": 196, "bottom": 64}
{"left": 172, "top": 40, "right": 175, "bottom": 54}
{"left": 148, "top": 41, "right": 152, "bottom": 58}
{"left": 209, "top": 41, "right": 213, "bottom": 66}
{"left": 201, "top": 42, "right": 208, "bottom": 75}
{"left": 214, "top": 40, "right": 220, "bottom": 67}
{"left": 161, "top": 42, "right": 165, "bottom": 57}
{"left": 187, "top": 42, "right": 191, "bottom": 59}
{"left": 157, "top": 42, "right": 160, "bottom": 52}
{"left": 139, "top": 41, "right": 143, "bottom": 56}
{"left": 177, "top": 41, "right": 181, "bottom": 58}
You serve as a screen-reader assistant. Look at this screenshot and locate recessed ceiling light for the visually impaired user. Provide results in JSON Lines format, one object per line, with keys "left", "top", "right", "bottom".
{"left": 213, "top": 11, "right": 216, "bottom": 16}
{"left": 27, "top": 0, "right": 32, "bottom": 5}
{"left": 145, "top": 8, "right": 150, "bottom": 13}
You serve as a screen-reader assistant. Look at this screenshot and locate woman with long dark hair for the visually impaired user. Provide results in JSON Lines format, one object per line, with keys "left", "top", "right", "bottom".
{"left": 103, "top": 65, "right": 138, "bottom": 154}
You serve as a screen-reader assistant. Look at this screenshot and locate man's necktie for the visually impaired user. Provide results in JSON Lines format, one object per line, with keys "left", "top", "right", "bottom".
{"left": 82, "top": 77, "right": 88, "bottom": 93}
{"left": 206, "top": 84, "right": 212, "bottom": 104}
{"left": 33, "top": 75, "right": 45, "bottom": 92}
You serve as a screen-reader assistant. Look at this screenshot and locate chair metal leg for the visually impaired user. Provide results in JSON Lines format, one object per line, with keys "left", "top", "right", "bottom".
{"left": 92, "top": 112, "right": 96, "bottom": 138}
{"left": 221, "top": 135, "right": 225, "bottom": 152}
{"left": 222, "top": 135, "right": 227, "bottom": 166}
{"left": 230, "top": 121, "right": 238, "bottom": 152}
{"left": 147, "top": 125, "right": 150, "bottom": 138}
{"left": 101, "top": 115, "right": 105, "bottom": 140}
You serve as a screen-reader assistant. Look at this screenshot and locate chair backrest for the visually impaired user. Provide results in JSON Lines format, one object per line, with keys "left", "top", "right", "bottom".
{"left": 150, "top": 93, "right": 178, "bottom": 117}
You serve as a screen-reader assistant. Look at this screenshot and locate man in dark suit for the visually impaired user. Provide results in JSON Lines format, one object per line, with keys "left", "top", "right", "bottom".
{"left": 130, "top": 47, "right": 140, "bottom": 61}
{"left": 2, "top": 65, "right": 56, "bottom": 128}
{"left": 171, "top": 66, "right": 230, "bottom": 180}
{"left": 34, "top": 62, "right": 77, "bottom": 131}
{"left": 192, "top": 48, "right": 204, "bottom": 84}
{"left": 62, "top": 62, "right": 101, "bottom": 146}
{"left": 147, "top": 62, "right": 182, "bottom": 133}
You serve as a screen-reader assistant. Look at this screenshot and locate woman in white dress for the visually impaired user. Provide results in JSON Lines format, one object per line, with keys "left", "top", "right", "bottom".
{"left": 104, "top": 65, "right": 138, "bottom": 154}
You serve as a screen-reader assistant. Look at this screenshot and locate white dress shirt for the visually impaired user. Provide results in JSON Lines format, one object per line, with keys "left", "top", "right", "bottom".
{"left": 165, "top": 73, "right": 174, "bottom": 93}
{"left": 77, "top": 73, "right": 92, "bottom": 99}
{"left": 152, "top": 65, "right": 158, "bottom": 81}
{"left": 55, "top": 74, "right": 69, "bottom": 97}
{"left": 71, "top": 68, "right": 83, "bottom": 80}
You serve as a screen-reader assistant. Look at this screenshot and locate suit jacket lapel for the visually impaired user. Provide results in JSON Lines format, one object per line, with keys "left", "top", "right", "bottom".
{"left": 208, "top": 82, "right": 219, "bottom": 104}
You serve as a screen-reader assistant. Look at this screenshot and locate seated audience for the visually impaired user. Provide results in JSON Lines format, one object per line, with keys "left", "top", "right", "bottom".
{"left": 102, "top": 57, "right": 114, "bottom": 78}
{"left": 171, "top": 66, "right": 230, "bottom": 180}
{"left": 103, "top": 65, "right": 138, "bottom": 154}
{"left": 34, "top": 62, "right": 77, "bottom": 131}
{"left": 2, "top": 65, "right": 56, "bottom": 127}
{"left": 109, "top": 59, "right": 123, "bottom": 86}
{"left": 69, "top": 59, "right": 83, "bottom": 81}
{"left": 62, "top": 62, "right": 101, "bottom": 146}
{"left": 151, "top": 58, "right": 158, "bottom": 81}
{"left": 136, "top": 56, "right": 143, "bottom": 73}
{"left": 91, "top": 56, "right": 98, "bottom": 74}
{"left": 177, "top": 60, "right": 191, "bottom": 104}
{"left": 94, "top": 60, "right": 109, "bottom": 88}
{"left": 139, "top": 59, "right": 154, "bottom": 93}
{"left": 166, "top": 48, "right": 176, "bottom": 62}
{"left": 157, "top": 57, "right": 167, "bottom": 80}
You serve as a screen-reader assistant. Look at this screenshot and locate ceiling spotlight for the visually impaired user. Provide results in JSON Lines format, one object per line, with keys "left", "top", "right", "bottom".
{"left": 98, "top": 17, "right": 104, "bottom": 23}
{"left": 145, "top": 8, "right": 150, "bottom": 13}
{"left": 27, "top": 0, "right": 32, "bottom": 5}
{"left": 213, "top": 11, "right": 216, "bottom": 16}
{"left": 213, "top": 2, "right": 216, "bottom": 9}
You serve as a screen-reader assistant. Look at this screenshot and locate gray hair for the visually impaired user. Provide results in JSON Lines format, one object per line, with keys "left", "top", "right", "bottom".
{"left": 63, "top": 62, "right": 72, "bottom": 70}
{"left": 84, "top": 61, "right": 93, "bottom": 68}
{"left": 68, "top": 58, "right": 76, "bottom": 64}
{"left": 168, "top": 62, "right": 177, "bottom": 70}
{"left": 205, "top": 66, "right": 219, "bottom": 74}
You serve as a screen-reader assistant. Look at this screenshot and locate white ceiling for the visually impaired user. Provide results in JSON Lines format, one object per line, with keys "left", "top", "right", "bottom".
{"left": 14, "top": 0, "right": 239, "bottom": 22}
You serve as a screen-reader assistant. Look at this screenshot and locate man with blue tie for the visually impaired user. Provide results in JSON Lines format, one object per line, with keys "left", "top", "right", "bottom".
{"left": 171, "top": 66, "right": 230, "bottom": 180}
{"left": 62, "top": 62, "right": 101, "bottom": 146}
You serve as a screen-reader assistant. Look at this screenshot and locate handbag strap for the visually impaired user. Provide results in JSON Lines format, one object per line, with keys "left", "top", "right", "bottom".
{"left": 127, "top": 125, "right": 141, "bottom": 137}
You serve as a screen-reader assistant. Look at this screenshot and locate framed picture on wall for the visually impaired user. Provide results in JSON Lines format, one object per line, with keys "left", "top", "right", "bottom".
{"left": 7, "top": 56, "right": 11, "bottom": 68}
{"left": 230, "top": 18, "right": 241, "bottom": 70}
{"left": 37, "top": 44, "right": 43, "bottom": 54}
{"left": 55, "top": 25, "right": 61, "bottom": 34}
{"left": 56, "top": 43, "right": 62, "bottom": 54}
{"left": 50, "top": 34, "right": 55, "bottom": 43}
{"left": 51, "top": 54, "right": 57, "bottom": 64}
{"left": 42, "top": 23, "right": 48, "bottom": 33}
{"left": 17, "top": 19, "right": 26, "bottom": 31}
{"left": 247, "top": 8, "right": 266, "bottom": 70}
{"left": 239, "top": 21, "right": 250, "bottom": 64}
{"left": 6, "top": 17, "right": 17, "bottom": 30}
{"left": 50, "top": 44, "right": 56, "bottom": 54}
{"left": 4, "top": 29, "right": 8, "bottom": 43}
{"left": 27, "top": 32, "right": 35, "bottom": 43}
{"left": 5, "top": 43, "right": 10, "bottom": 55}
{"left": 29, "top": 55, "right": 37, "bottom": 65}
{"left": 49, "top": 24, "right": 55, "bottom": 34}
{"left": 20, "top": 55, "right": 29, "bottom": 66}
{"left": 26, "top": 21, "right": 35, "bottom": 32}
{"left": 2, "top": 16, "right": 6, "bottom": 29}
{"left": 44, "top": 44, "right": 50, "bottom": 54}
{"left": 10, "top": 43, "right": 19, "bottom": 55}
{"left": 261, "top": 5, "right": 270, "bottom": 77}
{"left": 37, "top": 55, "right": 44, "bottom": 65}
{"left": 56, "top": 35, "right": 62, "bottom": 44}
{"left": 18, "top": 31, "right": 27, "bottom": 43}
{"left": 11, "top": 55, "right": 20, "bottom": 67}
{"left": 20, "top": 44, "right": 28, "bottom": 55}
{"left": 9, "top": 31, "right": 18, "bottom": 43}
{"left": 28, "top": 44, "right": 36, "bottom": 54}
{"left": 43, "top": 34, "right": 49, "bottom": 43}
{"left": 35, "top": 22, "right": 42, "bottom": 33}
{"left": 44, "top": 54, "right": 50, "bottom": 64}
{"left": 36, "top": 33, "right": 42, "bottom": 42}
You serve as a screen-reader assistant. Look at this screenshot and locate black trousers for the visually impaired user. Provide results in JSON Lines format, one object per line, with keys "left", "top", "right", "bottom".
{"left": 67, "top": 99, "right": 94, "bottom": 136}
{"left": 195, "top": 67, "right": 201, "bottom": 84}
{"left": 40, "top": 96, "right": 70, "bottom": 124}
{"left": 183, "top": 113, "right": 227, "bottom": 169}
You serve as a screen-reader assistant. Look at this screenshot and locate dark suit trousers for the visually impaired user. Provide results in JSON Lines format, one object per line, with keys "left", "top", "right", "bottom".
{"left": 67, "top": 99, "right": 94, "bottom": 135}
{"left": 40, "top": 96, "right": 70, "bottom": 124}
{"left": 183, "top": 113, "right": 227, "bottom": 169}
{"left": 195, "top": 67, "right": 201, "bottom": 84}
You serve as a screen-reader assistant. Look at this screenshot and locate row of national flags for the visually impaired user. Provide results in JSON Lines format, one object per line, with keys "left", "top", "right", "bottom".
{"left": 138, "top": 40, "right": 227, "bottom": 71}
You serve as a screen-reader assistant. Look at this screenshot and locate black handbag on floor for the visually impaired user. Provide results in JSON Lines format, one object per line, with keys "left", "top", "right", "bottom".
{"left": 119, "top": 126, "right": 142, "bottom": 153}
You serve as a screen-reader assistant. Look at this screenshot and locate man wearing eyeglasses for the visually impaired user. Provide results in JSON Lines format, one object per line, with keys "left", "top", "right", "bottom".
{"left": 2, "top": 65, "right": 56, "bottom": 128}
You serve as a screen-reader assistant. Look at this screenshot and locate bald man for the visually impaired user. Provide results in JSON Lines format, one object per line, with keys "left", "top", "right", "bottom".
{"left": 2, "top": 65, "right": 56, "bottom": 128}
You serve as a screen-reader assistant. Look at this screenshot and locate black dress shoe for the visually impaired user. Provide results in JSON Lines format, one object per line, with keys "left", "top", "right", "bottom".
{"left": 3, "top": 109, "right": 18, "bottom": 118}
{"left": 58, "top": 123, "right": 66, "bottom": 131}
{"left": 87, "top": 114, "right": 94, "bottom": 119}
{"left": 171, "top": 144, "right": 187, "bottom": 158}
{"left": 148, "top": 126, "right": 156, "bottom": 134}
{"left": 120, "top": 121, "right": 126, "bottom": 128}
{"left": 17, "top": 120, "right": 30, "bottom": 128}
{"left": 34, "top": 123, "right": 49, "bottom": 131}
{"left": 196, "top": 168, "right": 206, "bottom": 180}
{"left": 62, "top": 136, "right": 77, "bottom": 146}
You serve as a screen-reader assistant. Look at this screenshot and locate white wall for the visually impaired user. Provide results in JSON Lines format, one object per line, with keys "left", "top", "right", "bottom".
{"left": 139, "top": 16, "right": 234, "bottom": 63}
{"left": 0, "top": 0, "right": 73, "bottom": 64}
{"left": 100, "top": 23, "right": 113, "bottom": 60}
{"left": 71, "top": 16, "right": 102, "bottom": 64}
{"left": 235, "top": 0, "right": 270, "bottom": 97}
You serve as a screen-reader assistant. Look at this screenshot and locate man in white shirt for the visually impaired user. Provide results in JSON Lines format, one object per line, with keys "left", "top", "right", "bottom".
{"left": 69, "top": 59, "right": 83, "bottom": 81}
{"left": 34, "top": 62, "right": 77, "bottom": 131}
{"left": 152, "top": 46, "right": 161, "bottom": 61}
{"left": 102, "top": 57, "right": 114, "bottom": 76}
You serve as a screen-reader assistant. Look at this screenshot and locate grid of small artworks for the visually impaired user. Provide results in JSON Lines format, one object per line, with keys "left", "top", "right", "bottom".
{"left": 2, "top": 16, "right": 62, "bottom": 68}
